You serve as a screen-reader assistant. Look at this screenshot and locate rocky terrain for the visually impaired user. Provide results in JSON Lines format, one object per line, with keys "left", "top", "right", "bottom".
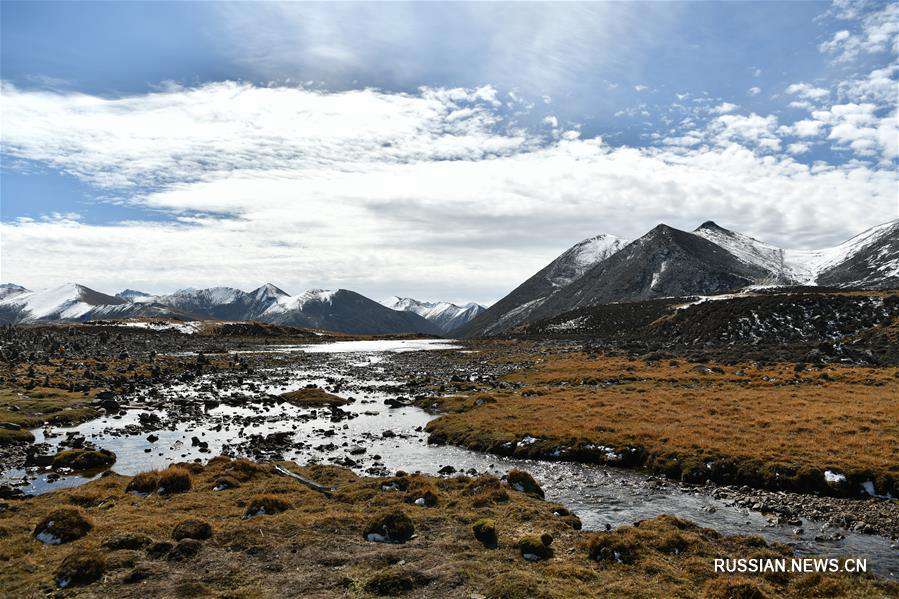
{"left": 524, "top": 289, "right": 899, "bottom": 365}
{"left": 1, "top": 319, "right": 897, "bottom": 596}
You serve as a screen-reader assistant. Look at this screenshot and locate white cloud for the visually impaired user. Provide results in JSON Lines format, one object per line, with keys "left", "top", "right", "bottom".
{"left": 634, "top": 84, "right": 648, "bottom": 92}
{"left": 711, "top": 102, "right": 739, "bottom": 114}
{"left": 787, "top": 142, "right": 811, "bottom": 155}
{"left": 1, "top": 82, "right": 895, "bottom": 301}
{"left": 837, "top": 64, "right": 898, "bottom": 104}
{"left": 747, "top": 86, "right": 761, "bottom": 96}
{"left": 710, "top": 113, "right": 782, "bottom": 151}
{"left": 542, "top": 115, "right": 559, "bottom": 128}
{"left": 791, "top": 119, "right": 827, "bottom": 138}
{"left": 818, "top": 2, "right": 898, "bottom": 61}
{"left": 785, "top": 82, "right": 830, "bottom": 100}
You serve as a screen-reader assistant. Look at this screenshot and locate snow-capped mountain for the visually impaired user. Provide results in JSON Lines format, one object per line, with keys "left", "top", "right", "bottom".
{"left": 0, "top": 283, "right": 181, "bottom": 323}
{"left": 382, "top": 297, "right": 486, "bottom": 333}
{"left": 0, "top": 282, "right": 440, "bottom": 335}
{"left": 115, "top": 289, "right": 154, "bottom": 301}
{"left": 692, "top": 219, "right": 899, "bottom": 287}
{"left": 0, "top": 283, "right": 29, "bottom": 300}
{"left": 456, "top": 233, "right": 631, "bottom": 337}
{"left": 460, "top": 219, "right": 898, "bottom": 337}
{"left": 261, "top": 289, "right": 442, "bottom": 335}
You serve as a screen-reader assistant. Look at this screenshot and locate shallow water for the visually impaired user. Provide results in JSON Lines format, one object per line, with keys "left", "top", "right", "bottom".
{"left": 4, "top": 340, "right": 896, "bottom": 578}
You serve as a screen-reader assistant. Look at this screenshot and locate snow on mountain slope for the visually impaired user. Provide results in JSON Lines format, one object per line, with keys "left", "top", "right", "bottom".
{"left": 693, "top": 219, "right": 899, "bottom": 286}
{"left": 0, "top": 284, "right": 29, "bottom": 300}
{"left": 383, "top": 296, "right": 486, "bottom": 333}
{"left": 0, "top": 283, "right": 127, "bottom": 321}
{"left": 116, "top": 289, "right": 154, "bottom": 301}
{"left": 546, "top": 234, "right": 631, "bottom": 287}
{"left": 260, "top": 288, "right": 337, "bottom": 316}
{"left": 789, "top": 220, "right": 899, "bottom": 283}
{"left": 692, "top": 222, "right": 799, "bottom": 284}
{"left": 456, "top": 232, "right": 630, "bottom": 337}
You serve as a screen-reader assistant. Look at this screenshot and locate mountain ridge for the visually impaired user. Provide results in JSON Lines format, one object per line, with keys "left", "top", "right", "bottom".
{"left": 459, "top": 219, "right": 899, "bottom": 337}
{"left": 0, "top": 283, "right": 443, "bottom": 336}
{"left": 382, "top": 296, "right": 486, "bottom": 333}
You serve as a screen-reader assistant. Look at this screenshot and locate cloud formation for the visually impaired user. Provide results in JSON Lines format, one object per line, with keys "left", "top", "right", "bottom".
{"left": 2, "top": 81, "right": 895, "bottom": 303}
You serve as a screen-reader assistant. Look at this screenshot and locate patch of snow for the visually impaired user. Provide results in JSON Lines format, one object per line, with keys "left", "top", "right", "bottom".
{"left": 35, "top": 529, "right": 62, "bottom": 545}
{"left": 824, "top": 470, "right": 846, "bottom": 485}
{"left": 548, "top": 233, "right": 631, "bottom": 287}
{"left": 650, "top": 260, "right": 668, "bottom": 289}
{"left": 694, "top": 220, "right": 899, "bottom": 285}
{"left": 114, "top": 320, "right": 202, "bottom": 334}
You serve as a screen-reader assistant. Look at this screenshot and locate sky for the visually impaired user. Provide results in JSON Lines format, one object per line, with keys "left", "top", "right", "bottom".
{"left": 1, "top": 0, "right": 897, "bottom": 305}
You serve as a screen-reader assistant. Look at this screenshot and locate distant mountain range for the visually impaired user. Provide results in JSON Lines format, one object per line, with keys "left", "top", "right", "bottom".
{"left": 0, "top": 283, "right": 448, "bottom": 336}
{"left": 381, "top": 297, "right": 486, "bottom": 333}
{"left": 5, "top": 220, "right": 895, "bottom": 337}
{"left": 458, "top": 219, "right": 899, "bottom": 337}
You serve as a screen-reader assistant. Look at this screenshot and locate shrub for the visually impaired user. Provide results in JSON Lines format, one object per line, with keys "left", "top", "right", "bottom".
{"left": 51, "top": 449, "right": 116, "bottom": 470}
{"left": 172, "top": 519, "right": 213, "bottom": 541}
{"left": 33, "top": 508, "right": 93, "bottom": 544}
{"left": 168, "top": 538, "right": 203, "bottom": 561}
{"left": 363, "top": 511, "right": 415, "bottom": 544}
{"left": 517, "top": 534, "right": 552, "bottom": 561}
{"left": 472, "top": 519, "right": 497, "bottom": 548}
{"left": 56, "top": 550, "right": 106, "bottom": 588}
{"left": 126, "top": 471, "right": 159, "bottom": 495}
{"left": 507, "top": 469, "right": 544, "bottom": 498}
{"left": 158, "top": 467, "right": 192, "bottom": 494}
{"left": 101, "top": 532, "right": 152, "bottom": 550}
{"left": 243, "top": 494, "right": 291, "bottom": 518}
{"left": 703, "top": 577, "right": 768, "bottom": 599}
{"left": 363, "top": 567, "right": 430, "bottom": 596}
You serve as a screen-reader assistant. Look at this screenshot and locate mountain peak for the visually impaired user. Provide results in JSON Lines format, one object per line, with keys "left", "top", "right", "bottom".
{"left": 253, "top": 283, "right": 290, "bottom": 298}
{"left": 695, "top": 220, "right": 733, "bottom": 234}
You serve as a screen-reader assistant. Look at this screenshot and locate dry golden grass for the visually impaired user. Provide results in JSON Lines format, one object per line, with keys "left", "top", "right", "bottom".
{"left": 278, "top": 386, "right": 351, "bottom": 406}
{"left": 426, "top": 351, "right": 899, "bottom": 494}
{"left": 1, "top": 458, "right": 894, "bottom": 598}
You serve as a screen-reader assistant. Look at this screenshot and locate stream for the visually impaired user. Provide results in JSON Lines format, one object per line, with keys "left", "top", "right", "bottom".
{"left": 3, "top": 339, "right": 896, "bottom": 578}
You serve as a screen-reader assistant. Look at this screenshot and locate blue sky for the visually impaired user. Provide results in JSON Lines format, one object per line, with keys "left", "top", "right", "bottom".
{"left": 1, "top": 1, "right": 896, "bottom": 303}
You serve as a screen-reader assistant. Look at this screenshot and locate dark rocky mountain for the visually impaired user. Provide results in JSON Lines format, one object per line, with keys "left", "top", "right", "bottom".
{"left": 263, "top": 289, "right": 442, "bottom": 335}
{"left": 455, "top": 233, "right": 629, "bottom": 337}
{"left": 535, "top": 224, "right": 769, "bottom": 314}
{"left": 461, "top": 219, "right": 898, "bottom": 338}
